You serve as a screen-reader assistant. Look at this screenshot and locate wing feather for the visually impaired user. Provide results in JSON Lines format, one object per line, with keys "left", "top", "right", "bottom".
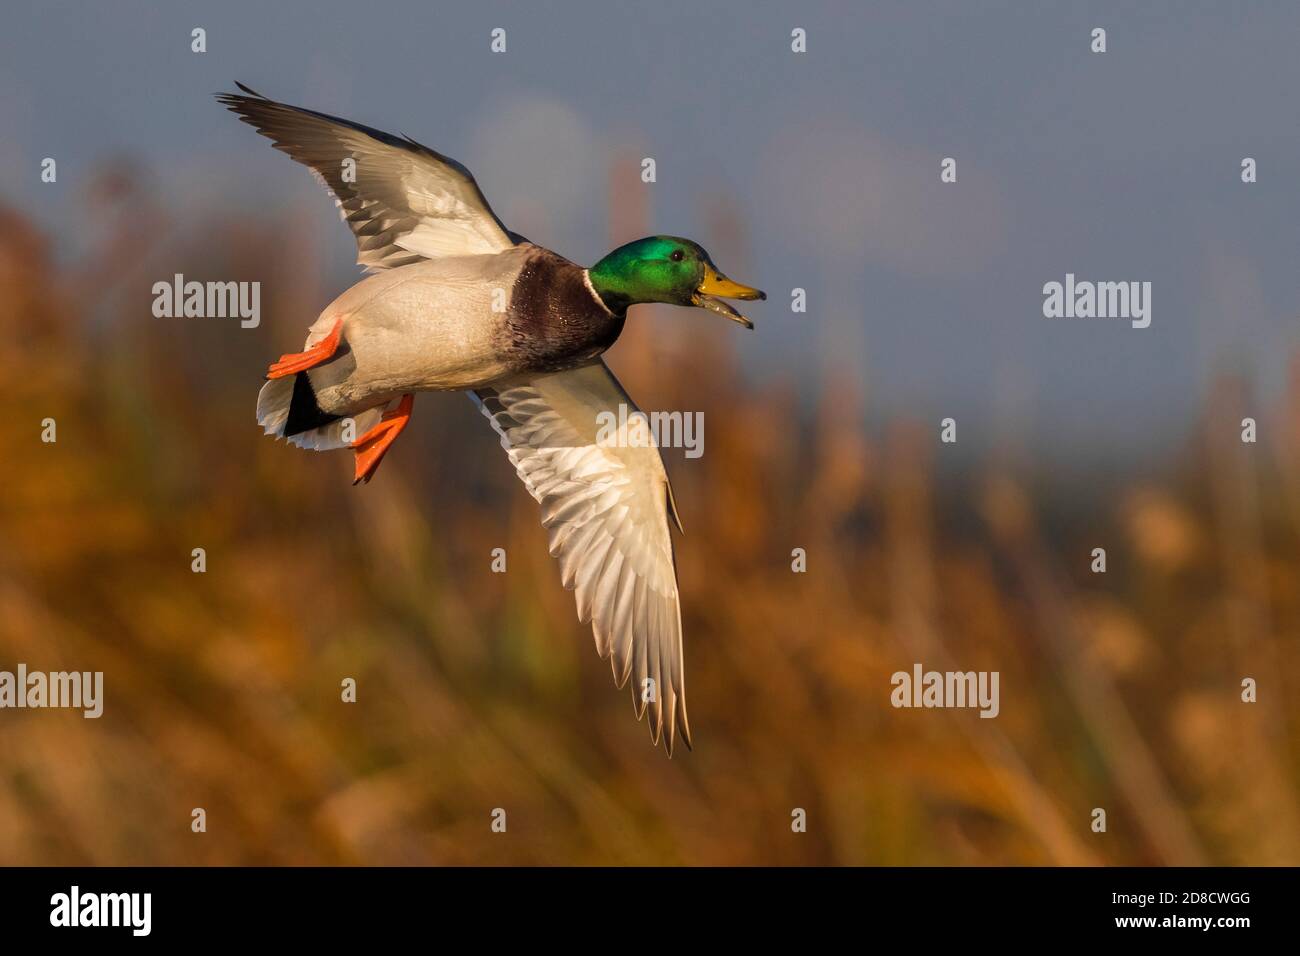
{"left": 217, "top": 83, "right": 516, "bottom": 271}
{"left": 472, "top": 362, "right": 692, "bottom": 754}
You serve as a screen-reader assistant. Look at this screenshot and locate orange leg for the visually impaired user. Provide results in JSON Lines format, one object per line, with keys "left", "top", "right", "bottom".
{"left": 266, "top": 318, "right": 344, "bottom": 380}
{"left": 351, "top": 394, "right": 414, "bottom": 485}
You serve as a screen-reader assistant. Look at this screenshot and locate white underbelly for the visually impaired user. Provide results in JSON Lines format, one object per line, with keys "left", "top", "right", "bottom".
{"left": 305, "top": 271, "right": 512, "bottom": 415}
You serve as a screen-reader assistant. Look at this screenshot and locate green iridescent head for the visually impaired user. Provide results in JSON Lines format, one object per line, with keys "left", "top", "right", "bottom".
{"left": 588, "top": 235, "right": 765, "bottom": 328}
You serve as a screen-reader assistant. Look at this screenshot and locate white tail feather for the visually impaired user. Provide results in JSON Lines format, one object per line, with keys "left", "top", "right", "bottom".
{"left": 255, "top": 377, "right": 383, "bottom": 451}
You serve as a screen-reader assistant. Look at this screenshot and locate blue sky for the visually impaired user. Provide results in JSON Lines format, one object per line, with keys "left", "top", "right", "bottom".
{"left": 5, "top": 0, "right": 1300, "bottom": 463}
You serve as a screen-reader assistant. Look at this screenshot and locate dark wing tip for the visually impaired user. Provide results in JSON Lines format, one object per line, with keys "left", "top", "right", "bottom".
{"left": 215, "top": 83, "right": 272, "bottom": 115}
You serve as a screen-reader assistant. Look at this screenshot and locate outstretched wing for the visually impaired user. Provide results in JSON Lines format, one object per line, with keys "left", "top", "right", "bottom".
{"left": 217, "top": 83, "right": 517, "bottom": 271}
{"left": 473, "top": 362, "right": 691, "bottom": 755}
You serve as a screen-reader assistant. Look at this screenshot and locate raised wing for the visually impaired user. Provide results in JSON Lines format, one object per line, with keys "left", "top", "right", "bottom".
{"left": 217, "top": 83, "right": 516, "bottom": 271}
{"left": 473, "top": 362, "right": 691, "bottom": 755}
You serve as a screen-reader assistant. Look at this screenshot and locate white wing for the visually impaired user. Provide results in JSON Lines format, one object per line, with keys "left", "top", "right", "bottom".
{"left": 218, "top": 83, "right": 517, "bottom": 271}
{"left": 473, "top": 362, "right": 692, "bottom": 755}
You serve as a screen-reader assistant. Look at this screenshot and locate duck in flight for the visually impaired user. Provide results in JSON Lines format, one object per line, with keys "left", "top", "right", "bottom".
{"left": 218, "top": 84, "right": 764, "bottom": 755}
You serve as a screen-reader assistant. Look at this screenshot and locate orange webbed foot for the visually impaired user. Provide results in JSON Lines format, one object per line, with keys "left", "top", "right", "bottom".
{"left": 351, "top": 394, "right": 414, "bottom": 484}
{"left": 266, "top": 318, "right": 344, "bottom": 380}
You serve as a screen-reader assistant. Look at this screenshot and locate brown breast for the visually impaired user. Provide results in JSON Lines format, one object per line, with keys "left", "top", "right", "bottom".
{"left": 499, "top": 247, "right": 626, "bottom": 374}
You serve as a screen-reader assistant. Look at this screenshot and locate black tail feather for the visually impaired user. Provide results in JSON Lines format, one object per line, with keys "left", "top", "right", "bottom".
{"left": 283, "top": 372, "right": 341, "bottom": 437}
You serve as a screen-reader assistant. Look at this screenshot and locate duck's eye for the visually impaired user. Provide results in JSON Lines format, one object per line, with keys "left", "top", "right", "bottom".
{"left": 669, "top": 250, "right": 685, "bottom": 262}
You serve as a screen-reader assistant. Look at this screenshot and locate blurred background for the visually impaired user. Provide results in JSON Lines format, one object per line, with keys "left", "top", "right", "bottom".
{"left": 1, "top": 0, "right": 1298, "bottom": 865}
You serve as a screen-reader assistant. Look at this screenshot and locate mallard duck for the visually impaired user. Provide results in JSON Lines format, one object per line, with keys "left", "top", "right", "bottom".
{"left": 218, "top": 84, "right": 764, "bottom": 755}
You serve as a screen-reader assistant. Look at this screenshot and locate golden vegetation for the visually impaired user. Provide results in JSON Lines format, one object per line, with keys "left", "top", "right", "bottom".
{"left": 0, "top": 168, "right": 1297, "bottom": 865}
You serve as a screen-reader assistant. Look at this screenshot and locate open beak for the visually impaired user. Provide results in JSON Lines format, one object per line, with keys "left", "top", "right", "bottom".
{"left": 693, "top": 264, "right": 766, "bottom": 329}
